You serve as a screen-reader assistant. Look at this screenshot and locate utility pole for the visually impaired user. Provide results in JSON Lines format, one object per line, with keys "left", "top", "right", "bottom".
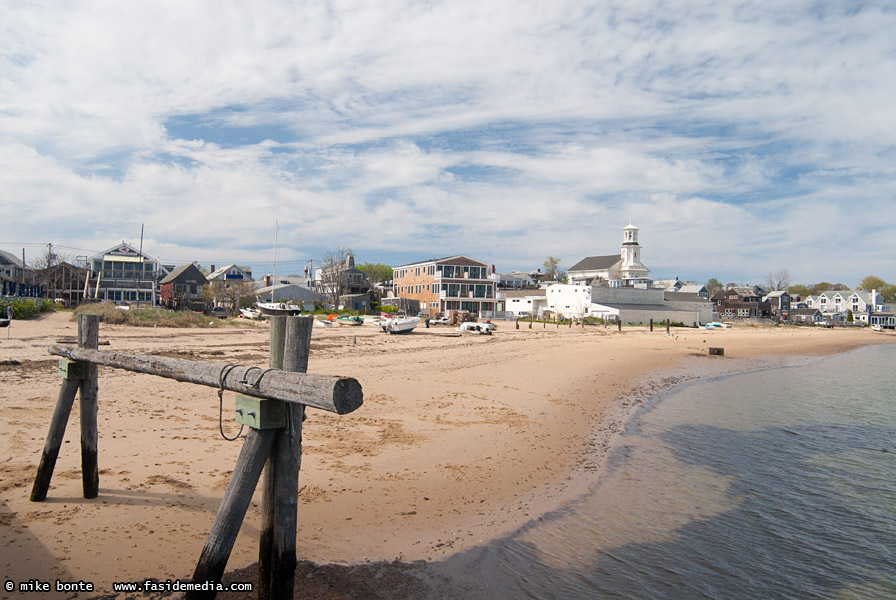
{"left": 137, "top": 224, "right": 144, "bottom": 308}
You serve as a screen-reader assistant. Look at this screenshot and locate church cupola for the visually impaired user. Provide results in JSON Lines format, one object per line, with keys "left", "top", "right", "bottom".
{"left": 619, "top": 221, "right": 649, "bottom": 281}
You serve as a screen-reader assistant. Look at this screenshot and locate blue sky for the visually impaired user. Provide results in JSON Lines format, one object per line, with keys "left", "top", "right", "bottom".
{"left": 1, "top": 1, "right": 894, "bottom": 286}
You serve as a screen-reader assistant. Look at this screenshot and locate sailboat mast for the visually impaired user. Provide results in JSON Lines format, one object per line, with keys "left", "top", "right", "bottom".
{"left": 271, "top": 221, "right": 278, "bottom": 303}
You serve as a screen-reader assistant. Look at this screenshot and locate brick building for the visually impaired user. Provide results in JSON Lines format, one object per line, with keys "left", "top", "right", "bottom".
{"left": 392, "top": 255, "right": 495, "bottom": 317}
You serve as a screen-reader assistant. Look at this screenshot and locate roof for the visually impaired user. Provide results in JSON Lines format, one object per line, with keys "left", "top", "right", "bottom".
{"left": 0, "top": 249, "right": 25, "bottom": 267}
{"left": 591, "top": 302, "right": 691, "bottom": 313}
{"left": 678, "top": 284, "right": 707, "bottom": 294}
{"left": 160, "top": 263, "right": 209, "bottom": 285}
{"left": 568, "top": 255, "right": 620, "bottom": 272}
{"left": 255, "top": 283, "right": 327, "bottom": 302}
{"left": 208, "top": 264, "right": 253, "bottom": 281}
{"left": 91, "top": 242, "right": 156, "bottom": 261}
{"left": 665, "top": 292, "right": 711, "bottom": 303}
{"left": 502, "top": 289, "right": 547, "bottom": 298}
{"left": 788, "top": 308, "right": 821, "bottom": 315}
{"left": 396, "top": 255, "right": 488, "bottom": 268}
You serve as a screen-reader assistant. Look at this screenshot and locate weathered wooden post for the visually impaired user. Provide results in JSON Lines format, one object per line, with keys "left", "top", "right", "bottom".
{"left": 617, "top": 318, "right": 622, "bottom": 332}
{"left": 80, "top": 314, "right": 99, "bottom": 498}
{"left": 649, "top": 319, "right": 653, "bottom": 332}
{"left": 666, "top": 320, "right": 670, "bottom": 335}
{"left": 30, "top": 314, "right": 98, "bottom": 502}
{"left": 189, "top": 428, "right": 278, "bottom": 598}
{"left": 30, "top": 378, "right": 80, "bottom": 501}
{"left": 258, "top": 316, "right": 286, "bottom": 599}
{"left": 258, "top": 316, "right": 312, "bottom": 600}
{"left": 35, "top": 318, "right": 362, "bottom": 600}
{"left": 515, "top": 319, "right": 519, "bottom": 330}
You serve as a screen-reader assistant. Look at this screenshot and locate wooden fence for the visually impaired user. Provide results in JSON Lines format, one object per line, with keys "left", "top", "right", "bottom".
{"left": 29, "top": 314, "right": 363, "bottom": 600}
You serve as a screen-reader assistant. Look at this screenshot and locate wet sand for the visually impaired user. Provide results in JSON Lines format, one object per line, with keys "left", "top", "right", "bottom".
{"left": 1, "top": 312, "right": 892, "bottom": 598}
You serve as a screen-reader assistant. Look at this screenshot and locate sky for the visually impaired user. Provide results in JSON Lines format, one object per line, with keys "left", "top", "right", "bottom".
{"left": 1, "top": 1, "right": 894, "bottom": 287}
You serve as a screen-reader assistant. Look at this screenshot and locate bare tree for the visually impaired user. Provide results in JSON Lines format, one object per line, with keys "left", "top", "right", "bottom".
{"left": 319, "top": 246, "right": 354, "bottom": 310}
{"left": 765, "top": 269, "right": 791, "bottom": 291}
{"left": 204, "top": 279, "right": 257, "bottom": 315}
{"left": 30, "top": 243, "right": 71, "bottom": 270}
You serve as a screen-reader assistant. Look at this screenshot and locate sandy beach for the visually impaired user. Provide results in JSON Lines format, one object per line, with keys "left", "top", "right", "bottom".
{"left": 1, "top": 312, "right": 893, "bottom": 598}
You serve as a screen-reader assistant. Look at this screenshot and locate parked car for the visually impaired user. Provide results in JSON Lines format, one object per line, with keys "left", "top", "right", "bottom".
{"left": 208, "top": 306, "right": 228, "bottom": 319}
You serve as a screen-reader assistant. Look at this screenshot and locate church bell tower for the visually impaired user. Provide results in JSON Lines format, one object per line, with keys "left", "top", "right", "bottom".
{"left": 619, "top": 222, "right": 650, "bottom": 281}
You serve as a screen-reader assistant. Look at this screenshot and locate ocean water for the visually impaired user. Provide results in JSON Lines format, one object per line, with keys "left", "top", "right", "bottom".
{"left": 438, "top": 343, "right": 896, "bottom": 600}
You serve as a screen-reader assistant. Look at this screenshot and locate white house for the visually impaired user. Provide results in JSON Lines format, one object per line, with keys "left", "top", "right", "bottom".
{"left": 567, "top": 222, "right": 651, "bottom": 288}
{"left": 500, "top": 289, "right": 548, "bottom": 318}
{"left": 804, "top": 290, "right": 886, "bottom": 324}
{"left": 546, "top": 284, "right": 704, "bottom": 325}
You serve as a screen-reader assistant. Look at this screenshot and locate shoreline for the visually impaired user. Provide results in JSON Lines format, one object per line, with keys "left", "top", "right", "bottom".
{"left": 1, "top": 312, "right": 893, "bottom": 598}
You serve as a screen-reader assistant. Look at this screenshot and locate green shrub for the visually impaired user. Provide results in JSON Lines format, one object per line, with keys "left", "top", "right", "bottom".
{"left": 1, "top": 298, "right": 56, "bottom": 320}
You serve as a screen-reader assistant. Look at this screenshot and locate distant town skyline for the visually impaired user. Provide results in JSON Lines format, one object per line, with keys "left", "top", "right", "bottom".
{"left": 2, "top": 2, "right": 894, "bottom": 287}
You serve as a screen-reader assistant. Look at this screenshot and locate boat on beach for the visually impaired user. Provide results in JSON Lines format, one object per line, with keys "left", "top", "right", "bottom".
{"left": 335, "top": 315, "right": 364, "bottom": 326}
{"left": 239, "top": 307, "right": 262, "bottom": 319}
{"left": 458, "top": 321, "right": 495, "bottom": 334}
{"left": 256, "top": 302, "right": 301, "bottom": 317}
{"left": 380, "top": 315, "right": 421, "bottom": 334}
{"left": 255, "top": 222, "right": 301, "bottom": 317}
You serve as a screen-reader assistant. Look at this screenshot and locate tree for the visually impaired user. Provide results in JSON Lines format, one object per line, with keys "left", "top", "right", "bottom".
{"left": 319, "top": 246, "right": 354, "bottom": 309}
{"left": 788, "top": 283, "right": 810, "bottom": 298}
{"left": 203, "top": 279, "right": 256, "bottom": 315}
{"left": 883, "top": 285, "right": 896, "bottom": 304}
{"left": 357, "top": 262, "right": 393, "bottom": 286}
{"left": 765, "top": 269, "right": 791, "bottom": 291}
{"left": 706, "top": 278, "right": 723, "bottom": 295}
{"left": 543, "top": 257, "right": 562, "bottom": 281}
{"left": 29, "top": 243, "right": 71, "bottom": 270}
{"left": 857, "top": 275, "right": 887, "bottom": 292}
{"left": 809, "top": 282, "right": 832, "bottom": 295}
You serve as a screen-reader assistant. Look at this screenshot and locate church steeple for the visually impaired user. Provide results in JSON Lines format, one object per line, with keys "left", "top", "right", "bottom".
{"left": 619, "top": 222, "right": 649, "bottom": 281}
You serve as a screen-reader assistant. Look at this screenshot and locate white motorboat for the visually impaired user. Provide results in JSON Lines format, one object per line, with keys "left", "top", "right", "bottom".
{"left": 380, "top": 315, "right": 421, "bottom": 334}
{"left": 239, "top": 307, "right": 262, "bottom": 319}
{"left": 458, "top": 321, "right": 495, "bottom": 334}
{"left": 256, "top": 302, "right": 301, "bottom": 317}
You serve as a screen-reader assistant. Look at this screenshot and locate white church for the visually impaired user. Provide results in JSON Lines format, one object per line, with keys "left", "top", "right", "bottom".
{"left": 566, "top": 222, "right": 652, "bottom": 288}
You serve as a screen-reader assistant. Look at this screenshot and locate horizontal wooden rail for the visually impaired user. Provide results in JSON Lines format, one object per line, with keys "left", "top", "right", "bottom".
{"left": 48, "top": 345, "right": 362, "bottom": 415}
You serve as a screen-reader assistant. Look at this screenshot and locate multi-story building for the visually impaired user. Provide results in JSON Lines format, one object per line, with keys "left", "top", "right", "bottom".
{"left": 392, "top": 255, "right": 495, "bottom": 317}
{"left": 89, "top": 243, "right": 166, "bottom": 304}
{"left": 710, "top": 286, "right": 767, "bottom": 319}
{"left": 0, "top": 249, "right": 27, "bottom": 283}
{"left": 803, "top": 289, "right": 887, "bottom": 324}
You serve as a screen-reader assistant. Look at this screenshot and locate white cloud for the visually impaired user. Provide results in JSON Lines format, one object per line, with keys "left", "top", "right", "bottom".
{"left": 1, "top": 1, "right": 895, "bottom": 284}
